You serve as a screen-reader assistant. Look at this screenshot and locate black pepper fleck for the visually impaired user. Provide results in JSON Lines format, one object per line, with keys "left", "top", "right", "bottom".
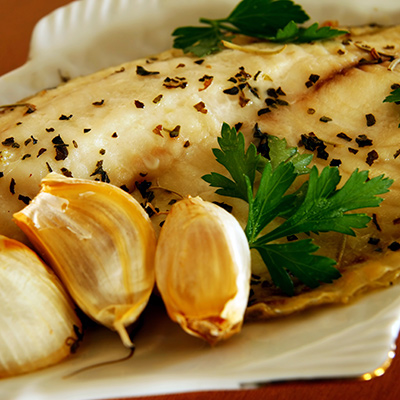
{"left": 330, "top": 159, "right": 342, "bottom": 167}
{"left": 348, "top": 147, "right": 359, "bottom": 154}
{"left": 258, "top": 108, "right": 271, "bottom": 116}
{"left": 18, "top": 195, "right": 31, "bottom": 205}
{"left": 388, "top": 242, "right": 400, "bottom": 251}
{"left": 112, "top": 132, "right": 118, "bottom": 138}
{"left": 169, "top": 125, "right": 181, "bottom": 138}
{"left": 372, "top": 213, "right": 382, "bottom": 231}
{"left": 52, "top": 135, "right": 69, "bottom": 161}
{"left": 199, "top": 75, "right": 213, "bottom": 91}
{"left": 84, "top": 128, "right": 91, "bottom": 133}
{"left": 337, "top": 132, "right": 352, "bottom": 142}
{"left": 37, "top": 148, "right": 47, "bottom": 158}
{"left": 266, "top": 88, "right": 279, "bottom": 98}
{"left": 366, "top": 113, "right": 376, "bottom": 126}
{"left": 301, "top": 132, "right": 329, "bottom": 160}
{"left": 356, "top": 134, "right": 373, "bottom": 147}
{"left": 90, "top": 160, "right": 110, "bottom": 183}
{"left": 59, "top": 114, "right": 73, "bottom": 120}
{"left": 163, "top": 77, "right": 187, "bottom": 89}
{"left": 21, "top": 154, "right": 31, "bottom": 160}
{"left": 24, "top": 105, "right": 36, "bottom": 115}
{"left": 46, "top": 127, "right": 55, "bottom": 132}
{"left": 135, "top": 100, "right": 145, "bottom": 109}
{"left": 366, "top": 150, "right": 379, "bottom": 166}
{"left": 10, "top": 178, "right": 16, "bottom": 194}
{"left": 223, "top": 86, "right": 239, "bottom": 95}
{"left": 319, "top": 116, "right": 332, "bottom": 123}
{"left": 199, "top": 75, "right": 214, "bottom": 83}
{"left": 394, "top": 149, "right": 400, "bottom": 159}
{"left": 194, "top": 101, "right": 207, "bottom": 114}
{"left": 368, "top": 237, "right": 380, "bottom": 245}
{"left": 60, "top": 168, "right": 73, "bottom": 177}
{"left": 135, "top": 180, "right": 153, "bottom": 200}
{"left": 152, "top": 94, "right": 163, "bottom": 104}
{"left": 254, "top": 71, "right": 261, "bottom": 81}
{"left": 276, "top": 87, "right": 286, "bottom": 96}
{"left": 136, "top": 65, "right": 160, "bottom": 76}
{"left": 92, "top": 99, "right": 105, "bottom": 106}
{"left": 305, "top": 74, "right": 320, "bottom": 88}
{"left": 2, "top": 137, "right": 20, "bottom": 148}
{"left": 234, "top": 122, "right": 243, "bottom": 131}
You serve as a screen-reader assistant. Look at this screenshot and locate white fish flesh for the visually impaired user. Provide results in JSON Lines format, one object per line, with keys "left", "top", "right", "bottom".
{"left": 1, "top": 25, "right": 400, "bottom": 316}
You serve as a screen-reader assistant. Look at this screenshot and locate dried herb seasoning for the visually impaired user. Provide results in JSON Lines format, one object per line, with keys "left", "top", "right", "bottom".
{"left": 52, "top": 135, "right": 69, "bottom": 161}
{"left": 356, "top": 134, "right": 373, "bottom": 147}
{"left": 59, "top": 114, "right": 73, "bottom": 120}
{"left": 136, "top": 65, "right": 160, "bottom": 76}
{"left": 90, "top": 160, "right": 110, "bottom": 183}
{"left": 18, "top": 194, "right": 31, "bottom": 205}
{"left": 366, "top": 113, "right": 376, "bottom": 126}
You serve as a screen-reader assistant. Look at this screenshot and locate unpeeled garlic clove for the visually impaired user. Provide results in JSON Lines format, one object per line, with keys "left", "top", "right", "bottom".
{"left": 14, "top": 173, "right": 156, "bottom": 348}
{"left": 155, "top": 196, "right": 251, "bottom": 345}
{"left": 0, "top": 235, "right": 82, "bottom": 378}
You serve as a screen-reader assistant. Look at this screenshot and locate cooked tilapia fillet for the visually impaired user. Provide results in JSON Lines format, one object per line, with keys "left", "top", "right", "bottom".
{"left": 1, "top": 24, "right": 400, "bottom": 317}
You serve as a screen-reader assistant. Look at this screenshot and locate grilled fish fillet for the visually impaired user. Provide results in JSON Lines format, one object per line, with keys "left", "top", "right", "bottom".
{"left": 1, "top": 24, "right": 400, "bottom": 317}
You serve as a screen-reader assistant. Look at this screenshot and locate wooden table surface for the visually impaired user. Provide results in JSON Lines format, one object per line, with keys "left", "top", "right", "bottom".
{"left": 1, "top": 1, "right": 400, "bottom": 399}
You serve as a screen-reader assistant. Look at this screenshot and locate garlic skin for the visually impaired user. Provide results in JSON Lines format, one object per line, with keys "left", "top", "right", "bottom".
{"left": 155, "top": 196, "right": 251, "bottom": 345}
{"left": 14, "top": 173, "right": 156, "bottom": 348}
{"left": 0, "top": 235, "right": 81, "bottom": 378}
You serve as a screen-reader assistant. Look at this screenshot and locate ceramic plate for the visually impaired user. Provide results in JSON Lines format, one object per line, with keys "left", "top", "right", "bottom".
{"left": 1, "top": 1, "right": 400, "bottom": 399}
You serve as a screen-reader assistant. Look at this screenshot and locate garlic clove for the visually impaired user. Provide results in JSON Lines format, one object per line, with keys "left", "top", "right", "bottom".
{"left": 0, "top": 235, "right": 82, "bottom": 378}
{"left": 155, "top": 196, "right": 251, "bottom": 345}
{"left": 13, "top": 173, "right": 156, "bottom": 348}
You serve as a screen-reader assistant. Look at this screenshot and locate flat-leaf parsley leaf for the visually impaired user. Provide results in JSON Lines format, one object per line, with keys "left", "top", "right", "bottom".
{"left": 172, "top": 0, "right": 347, "bottom": 57}
{"left": 203, "top": 124, "right": 393, "bottom": 296}
{"left": 383, "top": 86, "right": 400, "bottom": 127}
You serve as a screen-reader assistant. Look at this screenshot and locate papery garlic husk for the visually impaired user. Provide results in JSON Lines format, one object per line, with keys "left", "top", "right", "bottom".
{"left": 14, "top": 173, "right": 156, "bottom": 348}
{"left": 155, "top": 196, "right": 251, "bottom": 345}
{"left": 0, "top": 235, "right": 82, "bottom": 378}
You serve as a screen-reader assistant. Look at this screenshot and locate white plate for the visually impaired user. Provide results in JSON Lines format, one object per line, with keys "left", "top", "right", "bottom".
{"left": 1, "top": 1, "right": 400, "bottom": 399}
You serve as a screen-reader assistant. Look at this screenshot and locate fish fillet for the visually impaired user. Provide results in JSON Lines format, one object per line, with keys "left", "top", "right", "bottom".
{"left": 1, "top": 24, "right": 400, "bottom": 317}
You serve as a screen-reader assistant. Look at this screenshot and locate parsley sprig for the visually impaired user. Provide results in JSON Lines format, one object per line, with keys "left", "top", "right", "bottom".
{"left": 203, "top": 123, "right": 393, "bottom": 295}
{"left": 172, "top": 0, "right": 347, "bottom": 57}
{"left": 383, "top": 87, "right": 400, "bottom": 104}
{"left": 384, "top": 87, "right": 400, "bottom": 127}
